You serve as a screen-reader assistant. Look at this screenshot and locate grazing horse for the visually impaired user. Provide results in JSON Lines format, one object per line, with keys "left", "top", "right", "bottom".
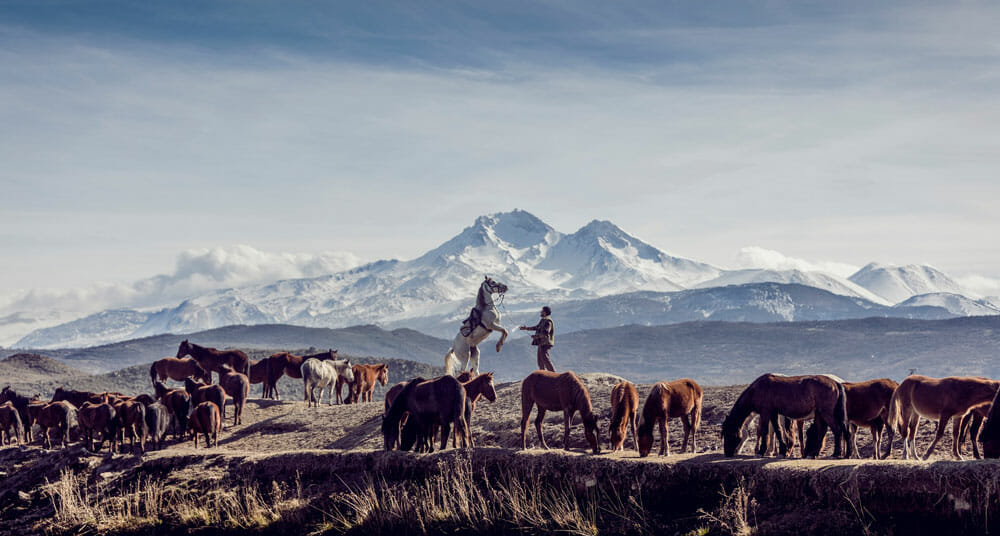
{"left": 176, "top": 340, "right": 250, "bottom": 379}
{"left": 189, "top": 401, "right": 222, "bottom": 448}
{"left": 444, "top": 276, "right": 509, "bottom": 376}
{"left": 520, "top": 370, "right": 600, "bottom": 454}
{"left": 78, "top": 401, "right": 118, "bottom": 452}
{"left": 150, "top": 357, "right": 212, "bottom": 387}
{"left": 888, "top": 375, "right": 1000, "bottom": 460}
{"left": 383, "top": 375, "right": 469, "bottom": 452}
{"left": 344, "top": 363, "right": 389, "bottom": 403}
{"left": 302, "top": 358, "right": 354, "bottom": 408}
{"left": 979, "top": 387, "right": 1000, "bottom": 458}
{"left": 155, "top": 381, "right": 191, "bottom": 440}
{"left": 248, "top": 359, "right": 271, "bottom": 399}
{"left": 0, "top": 387, "right": 35, "bottom": 442}
{"left": 957, "top": 401, "right": 992, "bottom": 459}
{"left": 35, "top": 401, "right": 76, "bottom": 449}
{"left": 113, "top": 399, "right": 147, "bottom": 454}
{"left": 805, "top": 378, "right": 898, "bottom": 459}
{"left": 184, "top": 378, "right": 228, "bottom": 425}
{"left": 217, "top": 364, "right": 250, "bottom": 426}
{"left": 609, "top": 381, "right": 640, "bottom": 452}
{"left": 265, "top": 349, "right": 340, "bottom": 400}
{"left": 0, "top": 401, "right": 25, "bottom": 445}
{"left": 144, "top": 402, "right": 171, "bottom": 450}
{"left": 637, "top": 379, "right": 703, "bottom": 457}
{"left": 722, "top": 374, "right": 850, "bottom": 458}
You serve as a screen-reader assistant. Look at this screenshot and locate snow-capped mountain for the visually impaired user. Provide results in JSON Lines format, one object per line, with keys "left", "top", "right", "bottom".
{"left": 12, "top": 210, "right": 997, "bottom": 349}
{"left": 694, "top": 269, "right": 890, "bottom": 305}
{"left": 894, "top": 293, "right": 1000, "bottom": 317}
{"left": 849, "top": 263, "right": 971, "bottom": 304}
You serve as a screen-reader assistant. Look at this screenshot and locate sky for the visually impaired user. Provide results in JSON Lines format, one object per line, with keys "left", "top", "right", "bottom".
{"left": 2, "top": 1, "right": 1000, "bottom": 312}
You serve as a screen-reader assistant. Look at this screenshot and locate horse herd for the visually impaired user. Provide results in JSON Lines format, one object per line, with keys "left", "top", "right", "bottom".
{"left": 2, "top": 341, "right": 1000, "bottom": 462}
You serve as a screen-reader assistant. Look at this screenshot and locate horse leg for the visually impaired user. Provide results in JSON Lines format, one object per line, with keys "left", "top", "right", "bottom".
{"left": 563, "top": 410, "right": 574, "bottom": 450}
{"left": 950, "top": 414, "right": 966, "bottom": 460}
{"left": 440, "top": 421, "right": 452, "bottom": 451}
{"left": 756, "top": 412, "right": 772, "bottom": 457}
{"left": 922, "top": 414, "right": 950, "bottom": 460}
{"left": 535, "top": 408, "right": 549, "bottom": 450}
{"left": 660, "top": 417, "right": 670, "bottom": 456}
{"left": 631, "top": 410, "right": 639, "bottom": 451}
{"left": 520, "top": 401, "right": 532, "bottom": 450}
{"left": 971, "top": 413, "right": 984, "bottom": 460}
{"left": 470, "top": 346, "right": 481, "bottom": 376}
{"left": 680, "top": 415, "right": 692, "bottom": 454}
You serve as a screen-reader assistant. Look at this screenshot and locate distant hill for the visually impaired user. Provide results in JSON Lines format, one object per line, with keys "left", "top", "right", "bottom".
{"left": 22, "top": 324, "right": 450, "bottom": 374}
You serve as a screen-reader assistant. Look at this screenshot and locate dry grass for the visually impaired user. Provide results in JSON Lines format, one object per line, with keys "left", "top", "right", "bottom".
{"left": 697, "top": 478, "right": 757, "bottom": 536}
{"left": 43, "top": 468, "right": 308, "bottom": 534}
{"left": 322, "top": 457, "right": 650, "bottom": 535}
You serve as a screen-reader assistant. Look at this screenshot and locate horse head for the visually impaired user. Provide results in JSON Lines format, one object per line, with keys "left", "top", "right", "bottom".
{"left": 583, "top": 413, "right": 600, "bottom": 454}
{"left": 176, "top": 339, "right": 191, "bottom": 359}
{"left": 377, "top": 364, "right": 389, "bottom": 386}
{"left": 483, "top": 372, "right": 497, "bottom": 403}
{"left": 482, "top": 275, "right": 508, "bottom": 295}
{"left": 380, "top": 414, "right": 399, "bottom": 451}
{"left": 721, "top": 414, "right": 745, "bottom": 457}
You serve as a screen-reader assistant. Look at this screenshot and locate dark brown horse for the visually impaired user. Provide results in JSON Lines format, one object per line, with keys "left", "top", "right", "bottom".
{"left": 113, "top": 399, "right": 147, "bottom": 454}
{"left": 51, "top": 387, "right": 103, "bottom": 407}
{"left": 345, "top": 363, "right": 389, "bottom": 403}
{"left": 520, "top": 370, "right": 600, "bottom": 454}
{"left": 265, "top": 349, "right": 339, "bottom": 400}
{"left": 637, "top": 379, "right": 703, "bottom": 457}
{"left": 805, "top": 378, "right": 898, "bottom": 459}
{"left": 155, "top": 381, "right": 191, "bottom": 440}
{"left": 722, "top": 373, "right": 850, "bottom": 458}
{"left": 35, "top": 401, "right": 76, "bottom": 449}
{"left": 432, "top": 372, "right": 497, "bottom": 448}
{"left": 248, "top": 358, "right": 271, "bottom": 399}
{"left": 217, "top": 364, "right": 250, "bottom": 426}
{"left": 189, "top": 401, "right": 222, "bottom": 448}
{"left": 78, "top": 401, "right": 118, "bottom": 452}
{"left": 382, "top": 375, "right": 469, "bottom": 452}
{"left": 150, "top": 357, "right": 212, "bottom": 387}
{"left": 0, "top": 401, "right": 24, "bottom": 445}
{"left": 888, "top": 374, "right": 999, "bottom": 460}
{"left": 184, "top": 378, "right": 228, "bottom": 426}
{"left": 609, "top": 381, "right": 639, "bottom": 452}
{"left": 958, "top": 401, "right": 992, "bottom": 459}
{"left": 176, "top": 340, "right": 250, "bottom": 380}
{"left": 979, "top": 387, "right": 1000, "bottom": 458}
{"left": 0, "top": 387, "right": 36, "bottom": 442}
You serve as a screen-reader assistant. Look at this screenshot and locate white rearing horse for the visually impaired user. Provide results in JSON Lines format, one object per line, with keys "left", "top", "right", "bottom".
{"left": 445, "top": 276, "right": 509, "bottom": 376}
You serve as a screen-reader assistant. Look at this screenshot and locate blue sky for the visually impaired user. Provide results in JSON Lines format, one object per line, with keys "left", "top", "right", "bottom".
{"left": 2, "top": 1, "right": 999, "bottom": 300}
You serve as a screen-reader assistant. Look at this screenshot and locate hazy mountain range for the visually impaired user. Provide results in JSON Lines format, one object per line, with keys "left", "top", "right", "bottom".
{"left": 9, "top": 210, "right": 998, "bottom": 349}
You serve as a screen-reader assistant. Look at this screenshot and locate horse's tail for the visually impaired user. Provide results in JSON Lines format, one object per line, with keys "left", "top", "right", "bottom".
{"left": 149, "top": 362, "right": 158, "bottom": 387}
{"left": 444, "top": 348, "right": 458, "bottom": 377}
{"left": 834, "top": 381, "right": 851, "bottom": 456}
{"left": 888, "top": 383, "right": 905, "bottom": 436}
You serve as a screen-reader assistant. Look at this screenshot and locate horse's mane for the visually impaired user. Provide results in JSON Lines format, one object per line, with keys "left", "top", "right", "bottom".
{"left": 475, "top": 281, "right": 490, "bottom": 310}
{"left": 722, "top": 380, "right": 757, "bottom": 433}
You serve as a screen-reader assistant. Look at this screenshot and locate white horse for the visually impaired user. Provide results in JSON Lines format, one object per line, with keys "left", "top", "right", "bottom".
{"left": 444, "top": 276, "right": 509, "bottom": 376}
{"left": 302, "top": 358, "right": 354, "bottom": 407}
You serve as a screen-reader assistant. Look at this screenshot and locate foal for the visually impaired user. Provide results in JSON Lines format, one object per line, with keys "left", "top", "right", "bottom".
{"left": 637, "top": 379, "right": 703, "bottom": 457}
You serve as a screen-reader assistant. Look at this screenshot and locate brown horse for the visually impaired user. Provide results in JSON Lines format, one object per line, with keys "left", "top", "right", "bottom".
{"left": 722, "top": 374, "right": 850, "bottom": 458}
{"left": 265, "top": 349, "right": 339, "bottom": 400}
{"left": 176, "top": 340, "right": 250, "bottom": 380}
{"left": 957, "top": 401, "right": 992, "bottom": 459}
{"left": 432, "top": 372, "right": 498, "bottom": 448}
{"left": 888, "top": 374, "right": 1000, "bottom": 460}
{"left": 113, "top": 399, "right": 147, "bottom": 454}
{"left": 218, "top": 364, "right": 250, "bottom": 426}
{"left": 520, "top": 370, "right": 600, "bottom": 454}
{"left": 189, "top": 401, "right": 222, "bottom": 448}
{"left": 155, "top": 381, "right": 191, "bottom": 440}
{"left": 150, "top": 357, "right": 212, "bottom": 387}
{"left": 184, "top": 378, "right": 228, "bottom": 425}
{"left": 637, "top": 379, "right": 703, "bottom": 457}
{"left": 382, "top": 375, "right": 469, "bottom": 452}
{"left": 0, "top": 387, "right": 37, "bottom": 442}
{"left": 51, "top": 387, "right": 103, "bottom": 407}
{"left": 248, "top": 358, "right": 271, "bottom": 399}
{"left": 806, "top": 378, "right": 898, "bottom": 459}
{"left": 35, "top": 401, "right": 76, "bottom": 449}
{"left": 609, "top": 381, "right": 639, "bottom": 452}
{"left": 78, "top": 401, "right": 118, "bottom": 452}
{"left": 345, "top": 363, "right": 389, "bottom": 403}
{"left": 0, "top": 401, "right": 25, "bottom": 445}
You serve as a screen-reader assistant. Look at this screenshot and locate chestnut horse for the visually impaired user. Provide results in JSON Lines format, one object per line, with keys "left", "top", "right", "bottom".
{"left": 343, "top": 363, "right": 389, "bottom": 404}
{"left": 264, "top": 349, "right": 340, "bottom": 400}
{"left": 217, "top": 364, "right": 250, "bottom": 426}
{"left": 382, "top": 375, "right": 469, "bottom": 452}
{"left": 609, "top": 381, "right": 639, "bottom": 452}
{"left": 155, "top": 381, "right": 191, "bottom": 440}
{"left": 176, "top": 340, "right": 250, "bottom": 380}
{"left": 189, "top": 401, "right": 222, "bottom": 448}
{"left": 78, "top": 401, "right": 118, "bottom": 452}
{"left": 722, "top": 373, "right": 850, "bottom": 458}
{"left": 637, "top": 378, "right": 703, "bottom": 457}
{"left": 957, "top": 401, "right": 992, "bottom": 459}
{"left": 888, "top": 374, "right": 1000, "bottom": 460}
{"left": 35, "top": 401, "right": 76, "bottom": 449}
{"left": 248, "top": 359, "right": 271, "bottom": 399}
{"left": 805, "top": 378, "right": 898, "bottom": 459}
{"left": 520, "top": 370, "right": 600, "bottom": 454}
{"left": 150, "top": 357, "right": 212, "bottom": 387}
{"left": 185, "top": 378, "right": 228, "bottom": 425}
{"left": 0, "top": 401, "right": 25, "bottom": 445}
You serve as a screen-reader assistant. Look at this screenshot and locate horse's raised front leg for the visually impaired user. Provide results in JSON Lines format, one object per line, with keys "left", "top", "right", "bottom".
{"left": 485, "top": 320, "right": 508, "bottom": 353}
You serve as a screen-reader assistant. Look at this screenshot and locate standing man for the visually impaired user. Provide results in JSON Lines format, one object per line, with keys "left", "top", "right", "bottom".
{"left": 520, "top": 306, "right": 555, "bottom": 372}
